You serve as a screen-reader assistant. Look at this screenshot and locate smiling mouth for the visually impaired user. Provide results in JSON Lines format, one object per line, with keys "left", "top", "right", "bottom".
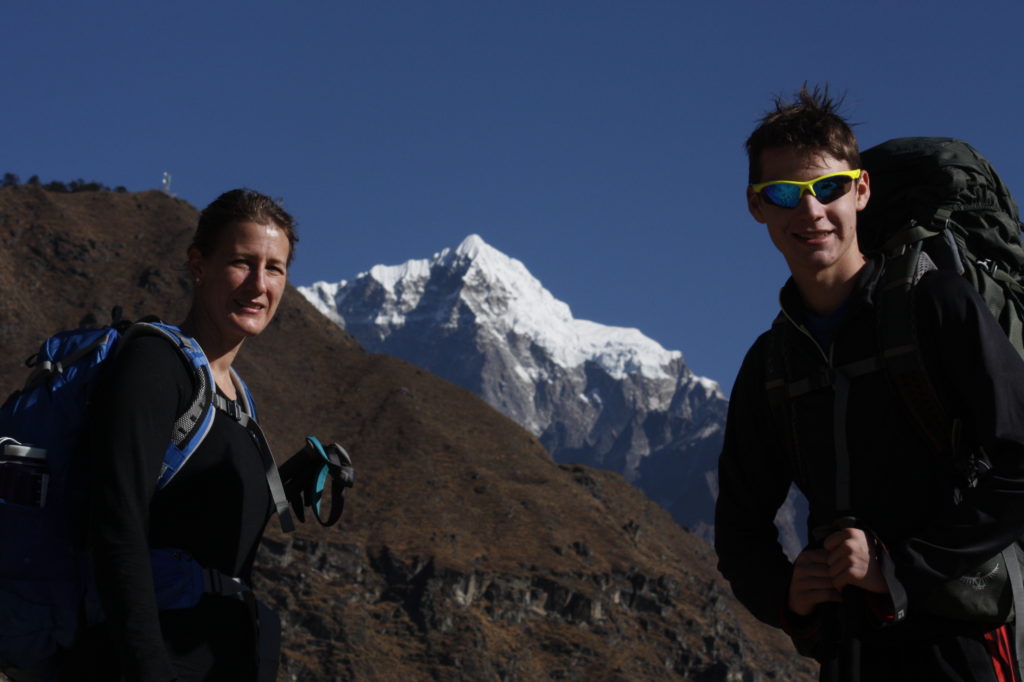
{"left": 795, "top": 231, "right": 833, "bottom": 242}
{"left": 235, "top": 300, "right": 266, "bottom": 313}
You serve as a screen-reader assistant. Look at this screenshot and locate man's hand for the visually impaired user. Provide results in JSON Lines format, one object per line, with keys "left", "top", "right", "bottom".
{"left": 822, "top": 527, "right": 887, "bottom": 594}
{"left": 788, "top": 548, "right": 842, "bottom": 616}
{"left": 788, "top": 528, "right": 888, "bottom": 617}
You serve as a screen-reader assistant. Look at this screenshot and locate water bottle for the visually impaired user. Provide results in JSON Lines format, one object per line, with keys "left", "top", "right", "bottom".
{"left": 0, "top": 437, "right": 49, "bottom": 507}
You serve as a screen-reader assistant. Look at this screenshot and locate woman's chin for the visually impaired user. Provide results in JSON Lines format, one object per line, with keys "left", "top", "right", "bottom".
{"left": 228, "top": 314, "right": 270, "bottom": 339}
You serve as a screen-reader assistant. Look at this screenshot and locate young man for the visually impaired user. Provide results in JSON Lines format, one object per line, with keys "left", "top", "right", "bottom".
{"left": 714, "top": 86, "right": 1024, "bottom": 680}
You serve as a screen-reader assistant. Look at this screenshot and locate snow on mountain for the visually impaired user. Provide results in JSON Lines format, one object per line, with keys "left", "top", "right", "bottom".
{"left": 299, "top": 234, "right": 802, "bottom": 554}
{"left": 304, "top": 234, "right": 699, "bottom": 388}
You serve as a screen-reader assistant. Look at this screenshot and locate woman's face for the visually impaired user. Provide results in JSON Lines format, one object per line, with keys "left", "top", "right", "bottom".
{"left": 188, "top": 221, "right": 291, "bottom": 346}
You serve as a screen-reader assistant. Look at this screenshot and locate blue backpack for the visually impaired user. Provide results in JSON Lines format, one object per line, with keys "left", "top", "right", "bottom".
{"left": 0, "top": 315, "right": 295, "bottom": 671}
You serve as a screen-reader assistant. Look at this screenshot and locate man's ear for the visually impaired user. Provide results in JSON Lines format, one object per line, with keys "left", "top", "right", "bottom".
{"left": 747, "top": 186, "right": 767, "bottom": 224}
{"left": 855, "top": 169, "right": 871, "bottom": 211}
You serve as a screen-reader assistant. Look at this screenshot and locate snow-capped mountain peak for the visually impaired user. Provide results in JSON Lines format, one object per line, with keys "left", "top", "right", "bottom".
{"left": 301, "top": 234, "right": 699, "bottom": 386}
{"left": 298, "top": 234, "right": 733, "bottom": 548}
{"left": 452, "top": 232, "right": 489, "bottom": 260}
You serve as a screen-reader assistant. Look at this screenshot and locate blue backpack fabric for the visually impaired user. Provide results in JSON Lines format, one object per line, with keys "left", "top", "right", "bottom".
{"left": 0, "top": 318, "right": 272, "bottom": 671}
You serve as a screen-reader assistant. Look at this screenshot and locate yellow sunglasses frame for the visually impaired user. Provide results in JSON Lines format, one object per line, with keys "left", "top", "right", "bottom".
{"left": 750, "top": 169, "right": 862, "bottom": 207}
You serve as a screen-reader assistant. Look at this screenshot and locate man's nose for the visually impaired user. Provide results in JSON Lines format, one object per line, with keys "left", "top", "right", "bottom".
{"left": 795, "top": 190, "right": 827, "bottom": 217}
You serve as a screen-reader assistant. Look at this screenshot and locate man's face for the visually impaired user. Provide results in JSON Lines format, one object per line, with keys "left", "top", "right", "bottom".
{"left": 746, "top": 147, "right": 870, "bottom": 285}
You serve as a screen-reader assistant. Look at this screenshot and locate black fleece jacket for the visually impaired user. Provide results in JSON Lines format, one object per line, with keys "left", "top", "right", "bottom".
{"left": 715, "top": 259, "right": 1024, "bottom": 651}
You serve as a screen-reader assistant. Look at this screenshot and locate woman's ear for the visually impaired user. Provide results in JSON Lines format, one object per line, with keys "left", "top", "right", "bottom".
{"left": 187, "top": 247, "right": 204, "bottom": 285}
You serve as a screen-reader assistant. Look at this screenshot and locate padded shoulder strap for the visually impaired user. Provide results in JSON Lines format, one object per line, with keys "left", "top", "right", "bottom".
{"left": 119, "top": 322, "right": 217, "bottom": 489}
{"left": 229, "top": 367, "right": 257, "bottom": 421}
{"left": 875, "top": 249, "right": 956, "bottom": 457}
{"left": 763, "top": 316, "right": 809, "bottom": 490}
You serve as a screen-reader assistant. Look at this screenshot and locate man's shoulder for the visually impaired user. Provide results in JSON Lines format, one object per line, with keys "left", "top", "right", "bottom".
{"left": 740, "top": 325, "right": 778, "bottom": 362}
{"left": 910, "top": 266, "right": 993, "bottom": 326}
{"left": 915, "top": 266, "right": 976, "bottom": 298}
{"left": 731, "top": 327, "right": 779, "bottom": 394}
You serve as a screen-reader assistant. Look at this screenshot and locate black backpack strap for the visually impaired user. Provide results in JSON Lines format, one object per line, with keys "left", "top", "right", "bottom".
{"left": 875, "top": 247, "right": 957, "bottom": 457}
{"left": 763, "top": 316, "right": 805, "bottom": 487}
{"left": 213, "top": 394, "right": 295, "bottom": 533}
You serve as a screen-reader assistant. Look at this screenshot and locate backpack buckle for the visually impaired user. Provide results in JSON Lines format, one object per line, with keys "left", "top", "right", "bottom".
{"left": 224, "top": 399, "right": 241, "bottom": 421}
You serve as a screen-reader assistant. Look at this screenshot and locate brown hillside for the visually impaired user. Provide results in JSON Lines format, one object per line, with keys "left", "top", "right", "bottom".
{"left": 0, "top": 187, "right": 814, "bottom": 681}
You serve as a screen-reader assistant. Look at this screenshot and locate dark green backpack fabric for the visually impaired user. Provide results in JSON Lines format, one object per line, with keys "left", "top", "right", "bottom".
{"left": 859, "top": 136, "right": 1024, "bottom": 356}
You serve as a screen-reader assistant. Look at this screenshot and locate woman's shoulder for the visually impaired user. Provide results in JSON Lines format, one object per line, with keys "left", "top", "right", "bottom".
{"left": 119, "top": 332, "right": 193, "bottom": 372}
{"left": 103, "top": 332, "right": 198, "bottom": 408}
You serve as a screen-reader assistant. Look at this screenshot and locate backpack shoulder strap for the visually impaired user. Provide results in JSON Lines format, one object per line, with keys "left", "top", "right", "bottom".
{"left": 763, "top": 315, "right": 809, "bottom": 489}
{"left": 118, "top": 322, "right": 217, "bottom": 489}
{"left": 875, "top": 248, "right": 957, "bottom": 457}
{"left": 229, "top": 368, "right": 257, "bottom": 421}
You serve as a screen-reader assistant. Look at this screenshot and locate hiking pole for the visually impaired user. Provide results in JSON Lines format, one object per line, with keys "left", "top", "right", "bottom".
{"left": 813, "top": 516, "right": 862, "bottom": 682}
{"left": 832, "top": 516, "right": 861, "bottom": 682}
{"left": 838, "top": 586, "right": 862, "bottom": 682}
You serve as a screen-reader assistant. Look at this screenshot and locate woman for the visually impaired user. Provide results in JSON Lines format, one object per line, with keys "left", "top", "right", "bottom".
{"left": 86, "top": 189, "right": 297, "bottom": 681}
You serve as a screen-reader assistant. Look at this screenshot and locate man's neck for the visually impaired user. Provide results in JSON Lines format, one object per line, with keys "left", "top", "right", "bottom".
{"left": 792, "top": 258, "right": 866, "bottom": 316}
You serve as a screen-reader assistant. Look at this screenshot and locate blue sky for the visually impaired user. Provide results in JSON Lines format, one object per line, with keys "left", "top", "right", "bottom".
{"left": 4, "top": 1, "right": 1023, "bottom": 393}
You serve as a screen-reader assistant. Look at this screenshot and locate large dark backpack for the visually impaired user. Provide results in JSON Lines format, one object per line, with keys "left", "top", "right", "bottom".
{"left": 860, "top": 137, "right": 1024, "bottom": 360}
{"left": 0, "top": 315, "right": 297, "bottom": 673}
{"left": 862, "top": 137, "right": 1024, "bottom": 649}
{"left": 857, "top": 138, "right": 1024, "bottom": 460}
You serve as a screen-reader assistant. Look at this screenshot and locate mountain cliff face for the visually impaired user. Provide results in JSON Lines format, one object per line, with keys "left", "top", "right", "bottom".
{"left": 300, "top": 236, "right": 725, "bottom": 487}
{"left": 0, "top": 189, "right": 814, "bottom": 680}
{"left": 299, "top": 235, "right": 807, "bottom": 555}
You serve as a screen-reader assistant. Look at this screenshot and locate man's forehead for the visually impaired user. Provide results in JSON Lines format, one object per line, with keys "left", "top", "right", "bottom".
{"left": 758, "top": 147, "right": 852, "bottom": 181}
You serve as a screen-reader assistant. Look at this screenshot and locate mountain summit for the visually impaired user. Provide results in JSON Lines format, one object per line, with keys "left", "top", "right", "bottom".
{"left": 300, "top": 234, "right": 731, "bottom": 539}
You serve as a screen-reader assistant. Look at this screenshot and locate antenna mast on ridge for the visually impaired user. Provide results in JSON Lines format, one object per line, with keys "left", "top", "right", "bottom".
{"left": 161, "top": 172, "right": 172, "bottom": 195}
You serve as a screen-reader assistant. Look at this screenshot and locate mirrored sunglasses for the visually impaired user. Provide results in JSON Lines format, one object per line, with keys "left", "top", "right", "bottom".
{"left": 751, "top": 170, "right": 862, "bottom": 209}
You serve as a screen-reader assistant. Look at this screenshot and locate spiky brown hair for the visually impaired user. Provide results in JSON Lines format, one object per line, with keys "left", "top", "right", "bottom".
{"left": 745, "top": 84, "right": 860, "bottom": 183}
